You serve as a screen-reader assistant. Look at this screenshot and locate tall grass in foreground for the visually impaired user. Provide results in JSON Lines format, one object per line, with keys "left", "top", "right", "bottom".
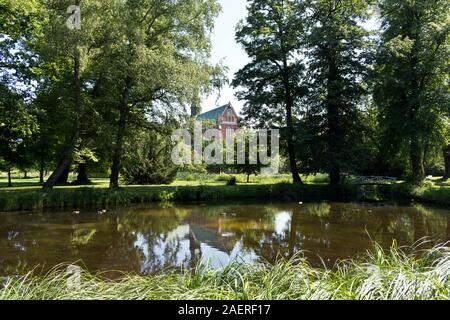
{"left": 1, "top": 241, "right": 449, "bottom": 300}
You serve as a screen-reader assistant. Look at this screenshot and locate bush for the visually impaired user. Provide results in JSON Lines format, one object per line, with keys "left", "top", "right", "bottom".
{"left": 226, "top": 176, "right": 237, "bottom": 186}
{"left": 426, "top": 163, "right": 445, "bottom": 177}
{"left": 157, "top": 190, "right": 175, "bottom": 202}
{"left": 121, "top": 130, "right": 178, "bottom": 185}
{"left": 306, "top": 173, "right": 330, "bottom": 184}
{"left": 215, "top": 174, "right": 231, "bottom": 182}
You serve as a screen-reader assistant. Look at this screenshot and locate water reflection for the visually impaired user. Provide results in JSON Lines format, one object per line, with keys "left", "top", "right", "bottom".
{"left": 0, "top": 202, "right": 449, "bottom": 276}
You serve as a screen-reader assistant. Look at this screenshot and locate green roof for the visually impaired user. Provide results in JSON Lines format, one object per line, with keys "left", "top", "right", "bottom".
{"left": 197, "top": 104, "right": 229, "bottom": 122}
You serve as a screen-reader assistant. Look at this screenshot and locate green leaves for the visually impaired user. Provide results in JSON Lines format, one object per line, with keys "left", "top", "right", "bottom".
{"left": 384, "top": 36, "right": 415, "bottom": 58}
{"left": 233, "top": 0, "right": 306, "bottom": 128}
{"left": 0, "top": 84, "right": 38, "bottom": 171}
{"left": 375, "top": 0, "right": 450, "bottom": 183}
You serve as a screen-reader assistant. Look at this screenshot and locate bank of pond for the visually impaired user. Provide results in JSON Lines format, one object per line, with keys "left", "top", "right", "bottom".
{"left": 0, "top": 182, "right": 449, "bottom": 213}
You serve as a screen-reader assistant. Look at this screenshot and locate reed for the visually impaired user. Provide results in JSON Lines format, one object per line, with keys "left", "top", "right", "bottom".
{"left": 0, "top": 184, "right": 339, "bottom": 212}
{"left": 1, "top": 241, "right": 448, "bottom": 300}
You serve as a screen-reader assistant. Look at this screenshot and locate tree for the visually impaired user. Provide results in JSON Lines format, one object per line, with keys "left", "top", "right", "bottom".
{"left": 375, "top": 0, "right": 450, "bottom": 184}
{"left": 0, "top": 84, "right": 37, "bottom": 187}
{"left": 87, "top": 0, "right": 221, "bottom": 189}
{"left": 39, "top": 0, "right": 96, "bottom": 188}
{"left": 73, "top": 147, "right": 98, "bottom": 185}
{"left": 233, "top": 128, "right": 278, "bottom": 183}
{"left": 235, "top": 147, "right": 265, "bottom": 183}
{"left": 233, "top": 0, "right": 306, "bottom": 184}
{"left": 0, "top": 0, "right": 43, "bottom": 91}
{"left": 303, "top": 0, "right": 373, "bottom": 185}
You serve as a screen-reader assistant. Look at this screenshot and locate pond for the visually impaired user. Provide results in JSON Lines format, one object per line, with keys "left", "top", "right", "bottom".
{"left": 0, "top": 201, "right": 449, "bottom": 276}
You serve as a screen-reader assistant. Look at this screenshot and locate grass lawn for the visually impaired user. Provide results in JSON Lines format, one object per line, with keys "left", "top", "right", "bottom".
{"left": 0, "top": 172, "right": 449, "bottom": 211}
{"left": 410, "top": 178, "right": 450, "bottom": 205}
{"left": 0, "top": 172, "right": 333, "bottom": 190}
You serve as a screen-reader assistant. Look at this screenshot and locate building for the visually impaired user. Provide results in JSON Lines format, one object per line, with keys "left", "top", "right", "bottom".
{"left": 197, "top": 103, "right": 240, "bottom": 137}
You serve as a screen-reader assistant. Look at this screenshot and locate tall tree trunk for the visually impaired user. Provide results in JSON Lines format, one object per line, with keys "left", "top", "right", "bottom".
{"left": 109, "top": 78, "right": 132, "bottom": 189}
{"left": 327, "top": 61, "right": 341, "bottom": 186}
{"left": 282, "top": 55, "right": 302, "bottom": 184}
{"left": 444, "top": 143, "right": 450, "bottom": 179}
{"left": 410, "top": 130, "right": 424, "bottom": 184}
{"left": 286, "top": 128, "right": 302, "bottom": 184}
{"left": 39, "top": 155, "right": 44, "bottom": 184}
{"left": 23, "top": 171, "right": 27, "bottom": 179}
{"left": 76, "top": 162, "right": 89, "bottom": 185}
{"left": 56, "top": 166, "right": 70, "bottom": 184}
{"left": 7, "top": 169, "right": 12, "bottom": 187}
{"left": 329, "top": 166, "right": 341, "bottom": 186}
{"left": 43, "top": 45, "right": 81, "bottom": 189}
{"left": 328, "top": 100, "right": 341, "bottom": 186}
{"left": 407, "top": 43, "right": 424, "bottom": 185}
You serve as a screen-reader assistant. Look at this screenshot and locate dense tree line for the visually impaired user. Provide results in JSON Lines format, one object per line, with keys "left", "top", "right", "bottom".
{"left": 0, "top": 0, "right": 222, "bottom": 188}
{"left": 234, "top": 0, "right": 449, "bottom": 185}
{"left": 0, "top": 0, "right": 449, "bottom": 188}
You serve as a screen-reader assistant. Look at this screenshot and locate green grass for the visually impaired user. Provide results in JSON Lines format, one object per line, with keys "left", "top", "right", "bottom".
{"left": 409, "top": 180, "right": 450, "bottom": 206}
{"left": 0, "top": 183, "right": 345, "bottom": 212}
{"left": 0, "top": 172, "right": 332, "bottom": 189}
{"left": 1, "top": 241, "right": 449, "bottom": 300}
{"left": 0, "top": 173, "right": 449, "bottom": 212}
{"left": 0, "top": 172, "right": 342, "bottom": 212}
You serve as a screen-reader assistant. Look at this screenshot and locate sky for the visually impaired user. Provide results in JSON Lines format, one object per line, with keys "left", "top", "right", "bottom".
{"left": 200, "top": 0, "right": 249, "bottom": 115}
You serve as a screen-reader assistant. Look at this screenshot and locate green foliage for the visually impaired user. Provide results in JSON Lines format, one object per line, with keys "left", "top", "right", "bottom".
{"left": 157, "top": 190, "right": 175, "bottom": 203}
{"left": 374, "top": 0, "right": 450, "bottom": 184}
{"left": 215, "top": 174, "right": 232, "bottom": 182}
{"left": 233, "top": 129, "right": 267, "bottom": 182}
{"left": 232, "top": 0, "right": 306, "bottom": 183}
{"left": 410, "top": 184, "right": 450, "bottom": 206}
{"left": 121, "top": 130, "right": 178, "bottom": 185}
{"left": 1, "top": 0, "right": 449, "bottom": 191}
{"left": 233, "top": 0, "right": 306, "bottom": 128}
{"left": 73, "top": 147, "right": 98, "bottom": 164}
{"left": 1, "top": 175, "right": 449, "bottom": 211}
{"left": 0, "top": 84, "right": 38, "bottom": 179}
{"left": 226, "top": 176, "right": 237, "bottom": 186}
{"left": 2, "top": 0, "right": 224, "bottom": 188}
{"left": 299, "top": 0, "right": 374, "bottom": 184}
{"left": 0, "top": 181, "right": 356, "bottom": 212}
{"left": 0, "top": 0, "right": 44, "bottom": 87}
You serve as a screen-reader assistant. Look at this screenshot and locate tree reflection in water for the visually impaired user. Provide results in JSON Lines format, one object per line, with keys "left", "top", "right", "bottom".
{"left": 0, "top": 202, "right": 449, "bottom": 275}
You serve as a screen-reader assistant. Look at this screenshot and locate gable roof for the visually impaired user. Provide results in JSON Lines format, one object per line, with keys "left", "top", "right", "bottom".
{"left": 197, "top": 104, "right": 229, "bottom": 122}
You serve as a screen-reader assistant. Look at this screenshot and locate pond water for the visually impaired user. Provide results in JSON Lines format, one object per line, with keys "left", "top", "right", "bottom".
{"left": 0, "top": 201, "right": 449, "bottom": 276}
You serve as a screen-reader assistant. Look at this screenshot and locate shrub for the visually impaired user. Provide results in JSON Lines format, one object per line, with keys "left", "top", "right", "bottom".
{"left": 215, "top": 174, "right": 231, "bottom": 182}
{"left": 121, "top": 130, "right": 178, "bottom": 185}
{"left": 157, "top": 190, "right": 175, "bottom": 202}
{"left": 226, "top": 176, "right": 237, "bottom": 186}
